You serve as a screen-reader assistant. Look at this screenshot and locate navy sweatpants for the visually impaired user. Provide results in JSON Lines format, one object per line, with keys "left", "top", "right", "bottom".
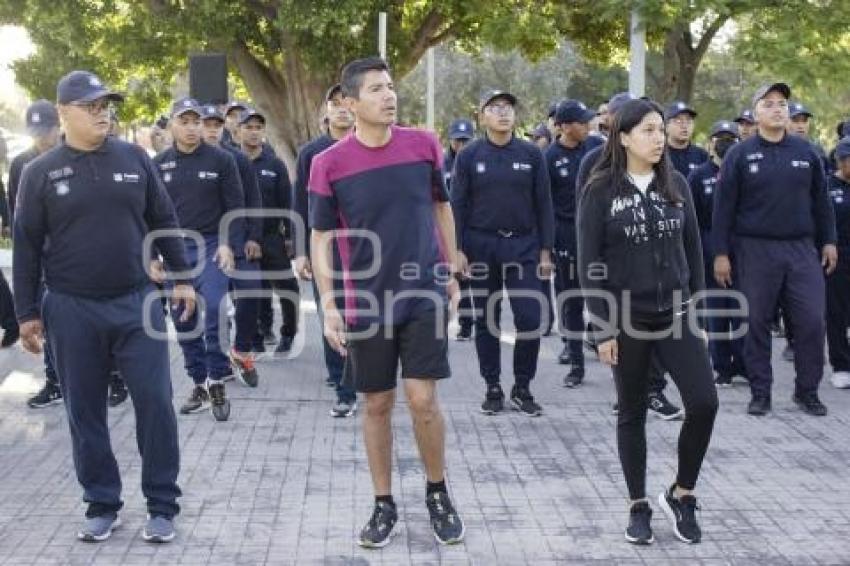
{"left": 43, "top": 285, "right": 180, "bottom": 518}
{"left": 553, "top": 246, "right": 584, "bottom": 366}
{"left": 230, "top": 255, "right": 261, "bottom": 354}
{"left": 736, "top": 237, "right": 825, "bottom": 397}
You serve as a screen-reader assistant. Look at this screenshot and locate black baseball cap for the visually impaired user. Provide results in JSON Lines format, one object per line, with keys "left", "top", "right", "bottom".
{"left": 789, "top": 101, "right": 813, "bottom": 119}
{"left": 665, "top": 101, "right": 697, "bottom": 121}
{"left": 528, "top": 122, "right": 551, "bottom": 142}
{"left": 225, "top": 101, "right": 247, "bottom": 116}
{"left": 835, "top": 137, "right": 850, "bottom": 161}
{"left": 554, "top": 100, "right": 595, "bottom": 125}
{"left": 607, "top": 92, "right": 638, "bottom": 117}
{"left": 201, "top": 104, "right": 224, "bottom": 122}
{"left": 57, "top": 70, "right": 124, "bottom": 105}
{"left": 709, "top": 120, "right": 739, "bottom": 138}
{"left": 733, "top": 109, "right": 755, "bottom": 125}
{"left": 448, "top": 118, "right": 474, "bottom": 140}
{"left": 479, "top": 89, "right": 517, "bottom": 111}
{"left": 752, "top": 81, "right": 791, "bottom": 107}
{"left": 25, "top": 99, "right": 59, "bottom": 136}
{"left": 239, "top": 107, "right": 266, "bottom": 124}
{"left": 325, "top": 83, "right": 343, "bottom": 101}
{"left": 170, "top": 97, "right": 202, "bottom": 118}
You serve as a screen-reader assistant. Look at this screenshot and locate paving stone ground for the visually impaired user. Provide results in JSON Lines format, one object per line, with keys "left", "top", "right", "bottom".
{"left": 0, "top": 287, "right": 848, "bottom": 565}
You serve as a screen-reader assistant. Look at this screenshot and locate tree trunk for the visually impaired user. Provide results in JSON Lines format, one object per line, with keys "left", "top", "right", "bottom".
{"left": 654, "top": 15, "right": 729, "bottom": 103}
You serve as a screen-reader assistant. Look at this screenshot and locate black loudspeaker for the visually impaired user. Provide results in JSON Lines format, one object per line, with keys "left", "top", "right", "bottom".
{"left": 189, "top": 53, "right": 228, "bottom": 105}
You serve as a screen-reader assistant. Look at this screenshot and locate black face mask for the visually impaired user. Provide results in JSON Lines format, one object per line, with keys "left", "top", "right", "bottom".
{"left": 714, "top": 137, "right": 738, "bottom": 159}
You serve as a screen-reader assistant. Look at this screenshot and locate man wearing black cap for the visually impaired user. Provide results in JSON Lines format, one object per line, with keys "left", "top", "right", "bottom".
{"left": 714, "top": 81, "right": 837, "bottom": 416}
{"left": 14, "top": 70, "right": 194, "bottom": 542}
{"left": 733, "top": 109, "right": 756, "bottom": 141}
{"left": 576, "top": 92, "right": 638, "bottom": 197}
{"left": 665, "top": 101, "right": 709, "bottom": 178}
{"left": 545, "top": 99, "right": 602, "bottom": 387}
{"left": 529, "top": 123, "right": 552, "bottom": 150}
{"left": 452, "top": 89, "right": 554, "bottom": 416}
{"left": 444, "top": 118, "right": 475, "bottom": 341}
{"left": 223, "top": 100, "right": 246, "bottom": 148}
{"left": 238, "top": 107, "right": 300, "bottom": 357}
{"left": 292, "top": 83, "right": 358, "bottom": 418}
{"left": 826, "top": 137, "right": 850, "bottom": 390}
{"left": 687, "top": 120, "right": 746, "bottom": 386}
{"left": 788, "top": 101, "right": 829, "bottom": 171}
{"left": 154, "top": 96, "right": 245, "bottom": 422}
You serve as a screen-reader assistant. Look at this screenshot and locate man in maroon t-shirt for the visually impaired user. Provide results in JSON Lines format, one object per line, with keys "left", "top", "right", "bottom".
{"left": 310, "top": 57, "right": 465, "bottom": 548}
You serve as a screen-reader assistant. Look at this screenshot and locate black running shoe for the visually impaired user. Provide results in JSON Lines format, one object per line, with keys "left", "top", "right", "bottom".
{"left": 611, "top": 402, "right": 619, "bottom": 415}
{"left": 563, "top": 365, "right": 584, "bottom": 388}
{"left": 714, "top": 373, "right": 733, "bottom": 388}
{"left": 648, "top": 391, "right": 683, "bottom": 420}
{"left": 275, "top": 335, "right": 294, "bottom": 354}
{"left": 510, "top": 385, "right": 542, "bottom": 416}
{"left": 1, "top": 324, "right": 19, "bottom": 348}
{"left": 179, "top": 385, "right": 209, "bottom": 415}
{"left": 792, "top": 391, "right": 827, "bottom": 416}
{"left": 208, "top": 382, "right": 230, "bottom": 422}
{"left": 557, "top": 344, "right": 572, "bottom": 365}
{"left": 658, "top": 486, "right": 701, "bottom": 544}
{"left": 480, "top": 384, "right": 504, "bottom": 415}
{"left": 108, "top": 373, "right": 128, "bottom": 407}
{"left": 625, "top": 501, "right": 654, "bottom": 545}
{"left": 357, "top": 501, "right": 398, "bottom": 548}
{"left": 426, "top": 491, "right": 465, "bottom": 545}
{"left": 456, "top": 324, "right": 472, "bottom": 341}
{"left": 27, "top": 381, "right": 62, "bottom": 408}
{"left": 747, "top": 394, "right": 771, "bottom": 416}
{"left": 781, "top": 344, "right": 794, "bottom": 362}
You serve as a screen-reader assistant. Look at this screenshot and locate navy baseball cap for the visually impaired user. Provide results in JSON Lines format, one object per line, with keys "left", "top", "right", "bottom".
{"left": 554, "top": 100, "right": 595, "bottom": 125}
{"left": 480, "top": 89, "right": 517, "bottom": 111}
{"left": 665, "top": 101, "right": 697, "bottom": 120}
{"left": 325, "top": 83, "right": 343, "bottom": 101}
{"left": 239, "top": 107, "right": 266, "bottom": 124}
{"left": 547, "top": 101, "right": 560, "bottom": 118}
{"left": 752, "top": 81, "right": 791, "bottom": 107}
{"left": 57, "top": 70, "right": 124, "bottom": 105}
{"left": 709, "top": 120, "right": 739, "bottom": 138}
{"left": 835, "top": 137, "right": 850, "bottom": 161}
{"left": 607, "top": 92, "right": 638, "bottom": 117}
{"left": 25, "top": 99, "right": 59, "bottom": 136}
{"left": 448, "top": 118, "right": 474, "bottom": 140}
{"left": 789, "top": 101, "right": 813, "bottom": 119}
{"left": 225, "top": 101, "right": 247, "bottom": 116}
{"left": 200, "top": 104, "right": 224, "bottom": 122}
{"left": 528, "top": 123, "right": 552, "bottom": 142}
{"left": 733, "top": 109, "right": 755, "bottom": 125}
{"left": 170, "top": 97, "right": 202, "bottom": 118}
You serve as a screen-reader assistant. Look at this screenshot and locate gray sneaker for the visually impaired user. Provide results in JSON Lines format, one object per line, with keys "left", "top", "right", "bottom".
{"left": 142, "top": 515, "right": 175, "bottom": 543}
{"left": 77, "top": 514, "right": 121, "bottom": 542}
{"left": 330, "top": 400, "right": 357, "bottom": 418}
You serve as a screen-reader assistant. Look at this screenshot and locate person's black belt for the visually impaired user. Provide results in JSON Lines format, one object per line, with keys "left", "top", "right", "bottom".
{"left": 469, "top": 226, "right": 534, "bottom": 238}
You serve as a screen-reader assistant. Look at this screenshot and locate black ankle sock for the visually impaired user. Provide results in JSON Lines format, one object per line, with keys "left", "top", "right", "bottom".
{"left": 375, "top": 495, "right": 395, "bottom": 507}
{"left": 427, "top": 480, "right": 447, "bottom": 496}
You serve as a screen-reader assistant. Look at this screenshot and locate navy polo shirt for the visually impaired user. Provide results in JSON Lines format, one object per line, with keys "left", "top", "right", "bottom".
{"left": 827, "top": 174, "right": 850, "bottom": 252}
{"left": 13, "top": 137, "right": 189, "bottom": 322}
{"left": 713, "top": 133, "right": 836, "bottom": 255}
{"left": 293, "top": 134, "right": 336, "bottom": 255}
{"left": 668, "top": 143, "right": 709, "bottom": 179}
{"left": 545, "top": 136, "right": 603, "bottom": 249}
{"left": 451, "top": 134, "right": 554, "bottom": 251}
{"left": 153, "top": 142, "right": 245, "bottom": 247}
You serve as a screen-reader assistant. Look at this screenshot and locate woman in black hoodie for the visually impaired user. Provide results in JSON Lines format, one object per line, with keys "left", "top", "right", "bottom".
{"left": 578, "top": 99, "right": 718, "bottom": 546}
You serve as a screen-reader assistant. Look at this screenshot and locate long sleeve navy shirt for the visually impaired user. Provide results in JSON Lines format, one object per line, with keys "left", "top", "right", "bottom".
{"left": 221, "top": 143, "right": 262, "bottom": 245}
{"left": 713, "top": 133, "right": 836, "bottom": 256}
{"left": 13, "top": 137, "right": 189, "bottom": 322}
{"left": 545, "top": 136, "right": 603, "bottom": 250}
{"left": 451, "top": 134, "right": 554, "bottom": 251}
{"left": 250, "top": 144, "right": 292, "bottom": 239}
{"left": 827, "top": 174, "right": 850, "bottom": 254}
{"left": 576, "top": 144, "right": 604, "bottom": 204}
{"left": 7, "top": 147, "right": 39, "bottom": 227}
{"left": 293, "top": 134, "right": 336, "bottom": 256}
{"left": 153, "top": 142, "right": 245, "bottom": 247}
{"left": 668, "top": 143, "right": 709, "bottom": 179}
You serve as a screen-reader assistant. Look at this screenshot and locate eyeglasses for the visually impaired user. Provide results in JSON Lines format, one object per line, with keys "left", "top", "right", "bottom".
{"left": 484, "top": 103, "right": 515, "bottom": 116}
{"left": 69, "top": 99, "right": 114, "bottom": 115}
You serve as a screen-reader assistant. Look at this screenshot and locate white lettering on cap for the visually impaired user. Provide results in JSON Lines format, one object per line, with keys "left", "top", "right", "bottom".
{"left": 89, "top": 77, "right": 101, "bottom": 87}
{"left": 184, "top": 100, "right": 192, "bottom": 107}
{"left": 459, "top": 123, "right": 466, "bottom": 131}
{"left": 678, "top": 102, "right": 685, "bottom": 109}
{"left": 207, "top": 106, "right": 215, "bottom": 113}
{"left": 32, "top": 113, "right": 41, "bottom": 123}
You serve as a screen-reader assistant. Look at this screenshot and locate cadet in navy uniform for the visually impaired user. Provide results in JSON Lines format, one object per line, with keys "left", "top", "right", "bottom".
{"left": 687, "top": 121, "right": 746, "bottom": 386}
{"left": 444, "top": 118, "right": 475, "bottom": 341}
{"left": 733, "top": 109, "right": 756, "bottom": 141}
{"left": 665, "top": 101, "right": 708, "bottom": 178}
{"left": 825, "top": 138, "right": 850, "bottom": 390}
{"left": 292, "top": 83, "right": 358, "bottom": 418}
{"left": 238, "top": 107, "right": 300, "bottom": 355}
{"left": 529, "top": 122, "right": 552, "bottom": 151}
{"left": 222, "top": 100, "right": 246, "bottom": 149}
{"left": 788, "top": 101, "right": 830, "bottom": 171}
{"left": 199, "top": 104, "right": 263, "bottom": 386}
{"left": 545, "top": 99, "right": 602, "bottom": 387}
{"left": 713, "top": 82, "right": 837, "bottom": 416}
{"left": 154, "top": 97, "right": 245, "bottom": 421}
{"left": 452, "top": 90, "right": 555, "bottom": 416}
{"left": 13, "top": 71, "right": 195, "bottom": 543}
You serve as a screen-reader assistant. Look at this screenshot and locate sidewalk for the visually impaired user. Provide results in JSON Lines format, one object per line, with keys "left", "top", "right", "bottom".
{"left": 0, "top": 301, "right": 848, "bottom": 565}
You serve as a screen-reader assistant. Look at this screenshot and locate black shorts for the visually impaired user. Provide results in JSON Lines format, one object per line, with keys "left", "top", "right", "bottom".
{"left": 342, "top": 307, "right": 451, "bottom": 393}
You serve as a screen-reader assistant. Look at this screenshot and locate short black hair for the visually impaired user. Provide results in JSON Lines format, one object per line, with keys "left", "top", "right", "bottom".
{"left": 340, "top": 57, "right": 390, "bottom": 99}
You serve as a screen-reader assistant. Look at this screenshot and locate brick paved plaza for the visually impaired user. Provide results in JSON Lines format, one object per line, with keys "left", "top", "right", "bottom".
{"left": 0, "top": 289, "right": 848, "bottom": 565}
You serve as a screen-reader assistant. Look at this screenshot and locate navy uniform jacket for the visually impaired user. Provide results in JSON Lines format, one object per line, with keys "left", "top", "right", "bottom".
{"left": 544, "top": 136, "right": 603, "bottom": 251}
{"left": 7, "top": 147, "right": 40, "bottom": 226}
{"left": 13, "top": 137, "right": 189, "bottom": 322}
{"left": 668, "top": 143, "right": 709, "bottom": 179}
{"left": 687, "top": 159, "right": 720, "bottom": 263}
{"left": 451, "top": 135, "right": 555, "bottom": 252}
{"left": 576, "top": 144, "right": 603, "bottom": 203}
{"left": 713, "top": 133, "right": 836, "bottom": 256}
{"left": 221, "top": 143, "right": 262, "bottom": 246}
{"left": 293, "top": 134, "right": 336, "bottom": 256}
{"left": 444, "top": 147, "right": 459, "bottom": 193}
{"left": 827, "top": 174, "right": 850, "bottom": 257}
{"left": 153, "top": 142, "right": 245, "bottom": 247}
{"left": 249, "top": 145, "right": 292, "bottom": 266}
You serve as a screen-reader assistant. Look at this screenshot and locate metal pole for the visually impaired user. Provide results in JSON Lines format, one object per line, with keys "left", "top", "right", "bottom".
{"left": 378, "top": 12, "right": 387, "bottom": 61}
{"left": 426, "top": 47, "right": 435, "bottom": 129}
{"left": 629, "top": 8, "right": 646, "bottom": 97}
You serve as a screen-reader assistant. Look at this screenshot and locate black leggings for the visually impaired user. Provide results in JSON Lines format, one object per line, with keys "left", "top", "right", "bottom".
{"left": 613, "top": 312, "right": 718, "bottom": 500}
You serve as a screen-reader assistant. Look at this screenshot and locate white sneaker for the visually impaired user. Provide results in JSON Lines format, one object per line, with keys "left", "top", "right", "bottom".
{"left": 831, "top": 371, "right": 850, "bottom": 389}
